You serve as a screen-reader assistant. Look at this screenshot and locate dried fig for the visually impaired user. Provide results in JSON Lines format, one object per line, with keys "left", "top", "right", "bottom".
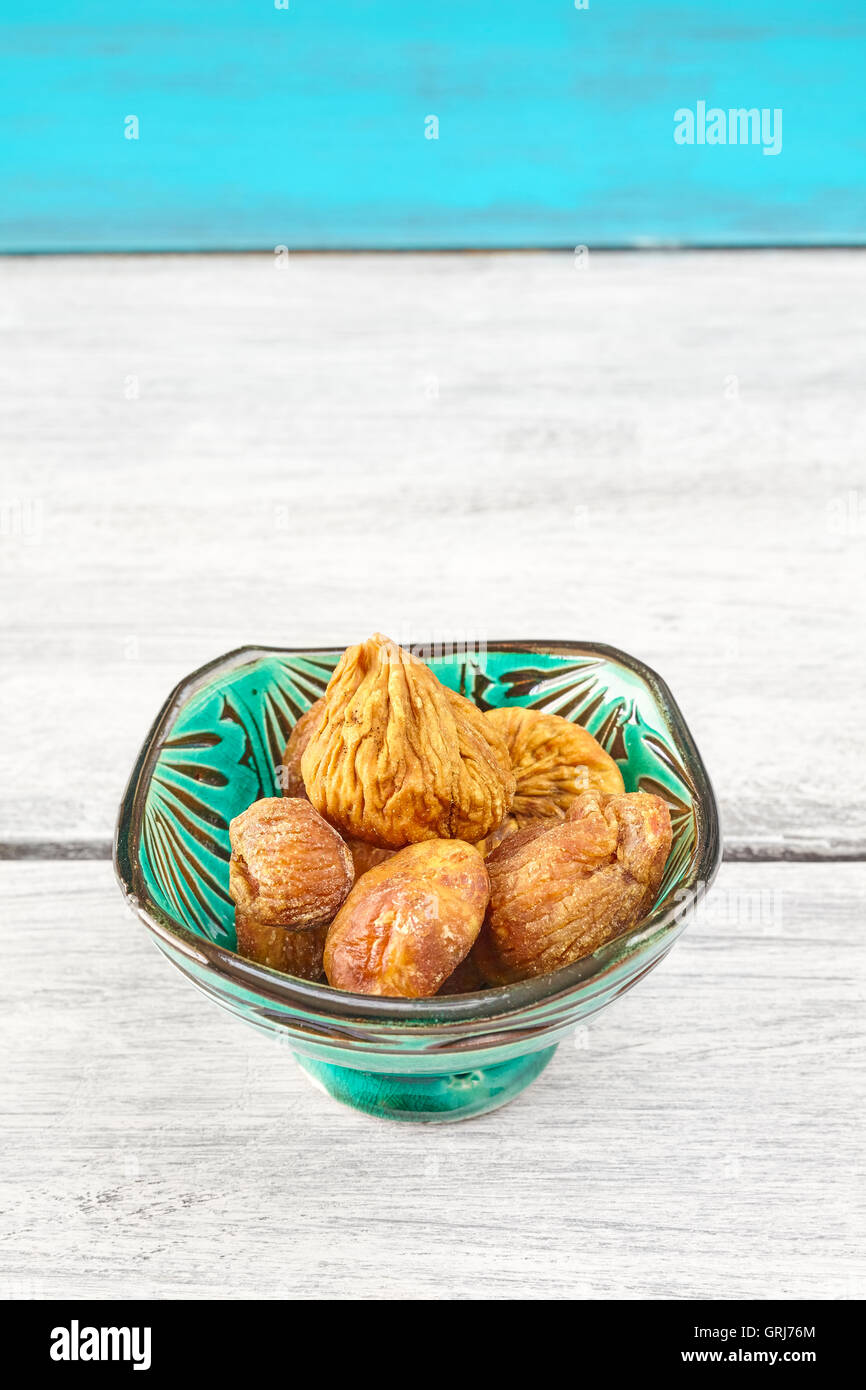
{"left": 234, "top": 914, "right": 329, "bottom": 981}
{"left": 229, "top": 796, "right": 353, "bottom": 942}
{"left": 437, "top": 952, "right": 486, "bottom": 995}
{"left": 324, "top": 839, "right": 489, "bottom": 997}
{"left": 301, "top": 633, "right": 515, "bottom": 848}
{"left": 280, "top": 697, "right": 325, "bottom": 797}
{"left": 345, "top": 836, "right": 395, "bottom": 878}
{"left": 485, "top": 706, "right": 624, "bottom": 825}
{"left": 472, "top": 814, "right": 520, "bottom": 858}
{"left": 474, "top": 790, "right": 672, "bottom": 985}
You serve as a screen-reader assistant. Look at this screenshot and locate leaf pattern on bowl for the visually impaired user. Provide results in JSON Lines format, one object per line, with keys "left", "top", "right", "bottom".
{"left": 141, "top": 656, "right": 332, "bottom": 942}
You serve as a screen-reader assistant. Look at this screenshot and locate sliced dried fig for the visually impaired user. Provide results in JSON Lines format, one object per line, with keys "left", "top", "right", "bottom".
{"left": 474, "top": 790, "right": 672, "bottom": 984}
{"left": 323, "top": 839, "right": 489, "bottom": 997}
{"left": 485, "top": 706, "right": 624, "bottom": 824}
{"left": 229, "top": 796, "right": 353, "bottom": 933}
{"left": 301, "top": 633, "right": 515, "bottom": 848}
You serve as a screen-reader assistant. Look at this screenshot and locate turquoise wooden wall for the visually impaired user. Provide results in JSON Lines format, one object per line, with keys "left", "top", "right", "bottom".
{"left": 1, "top": 0, "right": 863, "bottom": 251}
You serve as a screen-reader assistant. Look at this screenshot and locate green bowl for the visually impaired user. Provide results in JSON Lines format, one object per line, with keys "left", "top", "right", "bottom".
{"left": 114, "top": 641, "right": 721, "bottom": 1123}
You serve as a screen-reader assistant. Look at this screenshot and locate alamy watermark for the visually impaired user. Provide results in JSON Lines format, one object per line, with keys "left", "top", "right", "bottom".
{"left": 674, "top": 879, "right": 784, "bottom": 935}
{"left": 386, "top": 622, "right": 489, "bottom": 667}
{"left": 826, "top": 489, "right": 866, "bottom": 537}
{"left": 0, "top": 496, "right": 43, "bottom": 543}
{"left": 50, "top": 1321, "right": 151, "bottom": 1371}
{"left": 674, "top": 102, "right": 782, "bottom": 156}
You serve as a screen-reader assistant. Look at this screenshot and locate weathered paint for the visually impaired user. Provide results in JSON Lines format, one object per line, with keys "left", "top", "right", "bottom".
{"left": 1, "top": 2, "right": 863, "bottom": 248}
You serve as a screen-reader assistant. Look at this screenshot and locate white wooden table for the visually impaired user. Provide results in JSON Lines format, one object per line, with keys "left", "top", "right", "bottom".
{"left": 1, "top": 251, "right": 864, "bottom": 1300}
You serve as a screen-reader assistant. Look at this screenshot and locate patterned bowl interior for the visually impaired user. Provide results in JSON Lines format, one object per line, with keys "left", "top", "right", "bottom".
{"left": 135, "top": 643, "right": 701, "bottom": 952}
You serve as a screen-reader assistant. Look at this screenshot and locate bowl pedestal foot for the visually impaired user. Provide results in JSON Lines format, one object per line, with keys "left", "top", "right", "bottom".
{"left": 293, "top": 1045, "right": 558, "bottom": 1123}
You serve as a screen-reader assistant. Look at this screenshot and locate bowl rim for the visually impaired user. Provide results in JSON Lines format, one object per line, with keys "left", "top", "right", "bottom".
{"left": 114, "top": 639, "right": 722, "bottom": 1025}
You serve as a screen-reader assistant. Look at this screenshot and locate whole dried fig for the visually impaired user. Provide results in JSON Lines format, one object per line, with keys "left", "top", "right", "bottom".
{"left": 437, "top": 952, "right": 486, "bottom": 996}
{"left": 229, "top": 796, "right": 353, "bottom": 947}
{"left": 280, "top": 697, "right": 325, "bottom": 797}
{"left": 474, "top": 790, "right": 672, "bottom": 985}
{"left": 472, "top": 814, "right": 520, "bottom": 858}
{"left": 323, "top": 839, "right": 489, "bottom": 997}
{"left": 301, "top": 633, "right": 515, "bottom": 848}
{"left": 234, "top": 914, "right": 329, "bottom": 981}
{"left": 345, "top": 836, "right": 395, "bottom": 878}
{"left": 485, "top": 706, "right": 624, "bottom": 825}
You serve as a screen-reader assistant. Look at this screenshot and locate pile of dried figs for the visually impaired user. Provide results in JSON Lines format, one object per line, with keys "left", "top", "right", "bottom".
{"left": 228, "top": 633, "right": 673, "bottom": 997}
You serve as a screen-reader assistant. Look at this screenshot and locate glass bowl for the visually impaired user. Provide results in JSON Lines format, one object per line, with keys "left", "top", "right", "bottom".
{"left": 114, "top": 641, "right": 721, "bottom": 1123}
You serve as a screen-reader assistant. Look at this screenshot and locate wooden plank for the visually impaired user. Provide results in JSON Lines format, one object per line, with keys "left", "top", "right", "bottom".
{"left": 1, "top": 859, "right": 862, "bottom": 1300}
{"left": 2, "top": 1, "right": 865, "bottom": 251}
{"left": 1, "top": 250, "right": 864, "bottom": 854}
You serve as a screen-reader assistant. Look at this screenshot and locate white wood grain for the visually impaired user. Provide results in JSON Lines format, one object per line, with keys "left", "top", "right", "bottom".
{"left": 1, "top": 859, "right": 863, "bottom": 1301}
{"left": 2, "top": 251, "right": 862, "bottom": 1303}
{"left": 0, "top": 251, "right": 864, "bottom": 856}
